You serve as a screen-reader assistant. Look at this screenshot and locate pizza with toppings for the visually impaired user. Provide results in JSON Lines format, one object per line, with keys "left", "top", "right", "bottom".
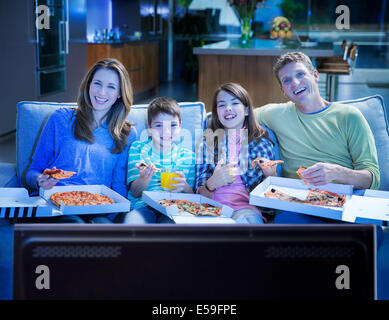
{"left": 265, "top": 187, "right": 345, "bottom": 208}
{"left": 50, "top": 191, "right": 114, "bottom": 207}
{"left": 158, "top": 199, "right": 222, "bottom": 216}
{"left": 305, "top": 189, "right": 346, "bottom": 207}
{"left": 44, "top": 167, "right": 76, "bottom": 179}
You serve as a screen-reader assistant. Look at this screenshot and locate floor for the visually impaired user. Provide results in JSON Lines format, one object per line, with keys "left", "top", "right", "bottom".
{"left": 0, "top": 75, "right": 388, "bottom": 164}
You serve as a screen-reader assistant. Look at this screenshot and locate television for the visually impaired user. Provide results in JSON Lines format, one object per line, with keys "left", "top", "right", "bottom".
{"left": 13, "top": 224, "right": 376, "bottom": 300}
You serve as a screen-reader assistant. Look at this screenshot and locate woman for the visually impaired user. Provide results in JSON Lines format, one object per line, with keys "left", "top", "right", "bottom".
{"left": 195, "top": 82, "right": 279, "bottom": 224}
{"left": 25, "top": 58, "right": 137, "bottom": 223}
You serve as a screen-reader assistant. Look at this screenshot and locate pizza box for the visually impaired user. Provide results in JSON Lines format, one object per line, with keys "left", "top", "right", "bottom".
{"left": 342, "top": 189, "right": 389, "bottom": 223}
{"left": 249, "top": 176, "right": 353, "bottom": 221}
{"left": 142, "top": 191, "right": 236, "bottom": 224}
{"left": 0, "top": 188, "right": 53, "bottom": 218}
{"left": 39, "top": 185, "right": 131, "bottom": 215}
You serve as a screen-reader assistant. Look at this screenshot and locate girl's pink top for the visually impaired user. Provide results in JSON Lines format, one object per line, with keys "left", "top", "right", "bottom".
{"left": 212, "top": 139, "right": 261, "bottom": 215}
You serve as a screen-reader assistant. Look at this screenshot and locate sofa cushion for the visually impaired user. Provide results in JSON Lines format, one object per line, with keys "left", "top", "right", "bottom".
{"left": 16, "top": 101, "right": 205, "bottom": 187}
{"left": 338, "top": 95, "right": 389, "bottom": 191}
{"left": 129, "top": 102, "right": 206, "bottom": 150}
{"left": 16, "top": 101, "right": 78, "bottom": 187}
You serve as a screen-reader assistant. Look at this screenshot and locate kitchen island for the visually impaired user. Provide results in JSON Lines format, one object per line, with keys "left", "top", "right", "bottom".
{"left": 193, "top": 39, "right": 334, "bottom": 111}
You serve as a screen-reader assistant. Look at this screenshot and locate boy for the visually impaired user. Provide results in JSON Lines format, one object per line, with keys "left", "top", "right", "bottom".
{"left": 123, "top": 97, "right": 196, "bottom": 224}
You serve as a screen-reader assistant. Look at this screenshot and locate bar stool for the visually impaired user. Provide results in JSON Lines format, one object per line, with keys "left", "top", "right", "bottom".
{"left": 316, "top": 44, "right": 358, "bottom": 101}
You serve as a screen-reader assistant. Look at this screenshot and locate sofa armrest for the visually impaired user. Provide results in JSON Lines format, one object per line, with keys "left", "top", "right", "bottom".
{"left": 0, "top": 162, "right": 19, "bottom": 187}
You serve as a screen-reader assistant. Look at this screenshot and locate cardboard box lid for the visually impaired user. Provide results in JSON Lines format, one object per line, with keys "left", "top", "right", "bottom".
{"left": 0, "top": 187, "right": 52, "bottom": 218}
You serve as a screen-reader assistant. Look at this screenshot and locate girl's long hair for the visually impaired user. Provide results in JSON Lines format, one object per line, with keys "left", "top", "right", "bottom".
{"left": 197, "top": 82, "right": 270, "bottom": 167}
{"left": 74, "top": 58, "right": 133, "bottom": 153}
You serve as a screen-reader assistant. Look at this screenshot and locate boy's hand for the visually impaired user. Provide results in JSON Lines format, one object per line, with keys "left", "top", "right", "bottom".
{"left": 135, "top": 162, "right": 157, "bottom": 180}
{"left": 170, "top": 171, "right": 192, "bottom": 193}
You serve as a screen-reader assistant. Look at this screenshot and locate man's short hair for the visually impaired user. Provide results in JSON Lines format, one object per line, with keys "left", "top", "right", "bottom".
{"left": 147, "top": 97, "right": 181, "bottom": 126}
{"left": 273, "top": 51, "right": 316, "bottom": 85}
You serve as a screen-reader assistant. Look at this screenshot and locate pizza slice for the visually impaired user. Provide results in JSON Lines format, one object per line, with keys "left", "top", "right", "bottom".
{"left": 264, "top": 187, "right": 346, "bottom": 208}
{"left": 138, "top": 161, "right": 162, "bottom": 172}
{"left": 265, "top": 188, "right": 305, "bottom": 204}
{"left": 252, "top": 157, "right": 284, "bottom": 169}
{"left": 44, "top": 167, "right": 76, "bottom": 179}
{"left": 197, "top": 203, "right": 222, "bottom": 216}
{"left": 306, "top": 188, "right": 345, "bottom": 207}
{"left": 157, "top": 199, "right": 222, "bottom": 216}
{"left": 296, "top": 166, "right": 308, "bottom": 183}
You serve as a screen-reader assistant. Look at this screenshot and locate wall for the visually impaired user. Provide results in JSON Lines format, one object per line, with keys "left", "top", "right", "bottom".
{"left": 86, "top": 0, "right": 112, "bottom": 41}
{"left": 0, "top": 0, "right": 87, "bottom": 136}
{"left": 112, "top": 0, "right": 141, "bottom": 37}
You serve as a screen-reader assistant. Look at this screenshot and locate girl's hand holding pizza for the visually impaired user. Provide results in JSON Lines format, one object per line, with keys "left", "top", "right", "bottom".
{"left": 255, "top": 157, "right": 279, "bottom": 177}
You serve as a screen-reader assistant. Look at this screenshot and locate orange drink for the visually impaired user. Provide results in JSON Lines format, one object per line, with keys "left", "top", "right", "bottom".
{"left": 161, "top": 172, "right": 180, "bottom": 190}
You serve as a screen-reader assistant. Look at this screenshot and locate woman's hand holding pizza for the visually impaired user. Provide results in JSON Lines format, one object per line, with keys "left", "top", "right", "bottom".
{"left": 38, "top": 167, "right": 59, "bottom": 189}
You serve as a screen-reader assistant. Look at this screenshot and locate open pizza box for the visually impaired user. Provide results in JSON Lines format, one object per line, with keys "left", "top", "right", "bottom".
{"left": 249, "top": 176, "right": 353, "bottom": 221}
{"left": 142, "top": 191, "right": 236, "bottom": 224}
{"left": 0, "top": 185, "right": 130, "bottom": 219}
{"left": 250, "top": 176, "right": 389, "bottom": 223}
{"left": 39, "top": 185, "right": 131, "bottom": 215}
{"left": 0, "top": 188, "right": 53, "bottom": 218}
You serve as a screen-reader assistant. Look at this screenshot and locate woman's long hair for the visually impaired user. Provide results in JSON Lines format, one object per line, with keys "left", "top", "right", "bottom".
{"left": 74, "top": 58, "right": 133, "bottom": 153}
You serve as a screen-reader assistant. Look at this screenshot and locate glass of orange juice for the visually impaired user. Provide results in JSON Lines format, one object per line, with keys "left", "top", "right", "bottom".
{"left": 160, "top": 168, "right": 180, "bottom": 190}
{"left": 225, "top": 163, "right": 238, "bottom": 185}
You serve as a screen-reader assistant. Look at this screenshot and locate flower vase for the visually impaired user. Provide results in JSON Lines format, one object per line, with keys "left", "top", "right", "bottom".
{"left": 240, "top": 17, "right": 253, "bottom": 44}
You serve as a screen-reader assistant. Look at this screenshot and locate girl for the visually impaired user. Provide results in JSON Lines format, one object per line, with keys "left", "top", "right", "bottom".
{"left": 25, "top": 58, "right": 137, "bottom": 223}
{"left": 196, "top": 83, "right": 279, "bottom": 224}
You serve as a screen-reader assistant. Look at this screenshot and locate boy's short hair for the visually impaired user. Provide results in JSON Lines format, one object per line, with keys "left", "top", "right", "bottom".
{"left": 273, "top": 51, "right": 315, "bottom": 85}
{"left": 147, "top": 97, "right": 181, "bottom": 126}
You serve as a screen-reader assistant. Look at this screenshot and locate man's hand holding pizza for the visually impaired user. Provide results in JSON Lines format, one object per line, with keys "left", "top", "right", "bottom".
{"left": 299, "top": 162, "right": 373, "bottom": 189}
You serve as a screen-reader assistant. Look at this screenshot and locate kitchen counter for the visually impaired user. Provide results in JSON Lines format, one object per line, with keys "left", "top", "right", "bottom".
{"left": 194, "top": 39, "right": 334, "bottom": 111}
{"left": 193, "top": 38, "right": 334, "bottom": 57}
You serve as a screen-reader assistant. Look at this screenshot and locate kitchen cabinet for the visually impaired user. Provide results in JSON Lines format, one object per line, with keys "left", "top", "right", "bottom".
{"left": 87, "top": 41, "right": 158, "bottom": 98}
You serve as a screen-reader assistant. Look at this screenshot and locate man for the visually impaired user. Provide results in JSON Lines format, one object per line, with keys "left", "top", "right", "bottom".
{"left": 256, "top": 51, "right": 379, "bottom": 191}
